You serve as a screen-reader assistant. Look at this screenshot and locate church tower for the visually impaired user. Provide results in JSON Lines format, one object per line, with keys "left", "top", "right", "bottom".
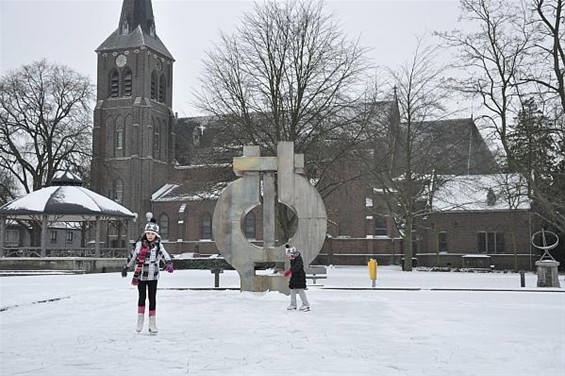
{"left": 92, "top": 0, "right": 175, "bottom": 237}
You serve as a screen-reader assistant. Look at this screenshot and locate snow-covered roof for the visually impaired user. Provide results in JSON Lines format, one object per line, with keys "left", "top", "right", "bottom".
{"left": 152, "top": 182, "right": 228, "bottom": 202}
{"left": 0, "top": 186, "right": 135, "bottom": 221}
{"left": 152, "top": 184, "right": 179, "bottom": 200}
{"left": 431, "top": 174, "right": 530, "bottom": 212}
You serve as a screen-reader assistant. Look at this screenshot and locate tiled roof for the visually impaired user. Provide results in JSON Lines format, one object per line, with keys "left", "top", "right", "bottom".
{"left": 96, "top": 26, "right": 174, "bottom": 60}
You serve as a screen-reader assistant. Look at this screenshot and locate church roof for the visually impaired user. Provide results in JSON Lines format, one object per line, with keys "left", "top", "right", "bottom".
{"left": 97, "top": 27, "right": 174, "bottom": 60}
{"left": 96, "top": 0, "right": 174, "bottom": 60}
{"left": 402, "top": 118, "right": 497, "bottom": 175}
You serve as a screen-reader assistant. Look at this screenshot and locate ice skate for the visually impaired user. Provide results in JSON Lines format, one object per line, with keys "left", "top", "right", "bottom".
{"left": 299, "top": 305, "right": 310, "bottom": 312}
{"left": 136, "top": 314, "right": 144, "bottom": 333}
{"left": 148, "top": 315, "right": 158, "bottom": 334}
{"left": 287, "top": 305, "right": 297, "bottom": 310}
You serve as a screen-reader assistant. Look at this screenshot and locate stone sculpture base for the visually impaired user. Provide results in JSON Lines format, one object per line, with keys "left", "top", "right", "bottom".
{"left": 535, "top": 260, "right": 560, "bottom": 287}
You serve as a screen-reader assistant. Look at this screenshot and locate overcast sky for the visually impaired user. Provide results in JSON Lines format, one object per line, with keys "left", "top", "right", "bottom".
{"left": 1, "top": 0, "right": 466, "bottom": 117}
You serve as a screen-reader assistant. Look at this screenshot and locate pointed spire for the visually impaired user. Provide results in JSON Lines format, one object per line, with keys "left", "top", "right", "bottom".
{"left": 119, "top": 0, "right": 156, "bottom": 37}
{"left": 97, "top": 0, "right": 174, "bottom": 60}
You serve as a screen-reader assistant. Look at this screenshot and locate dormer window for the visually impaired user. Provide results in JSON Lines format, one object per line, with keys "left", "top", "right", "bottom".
{"left": 121, "top": 19, "right": 129, "bottom": 35}
{"left": 487, "top": 188, "right": 496, "bottom": 206}
{"left": 192, "top": 125, "right": 203, "bottom": 146}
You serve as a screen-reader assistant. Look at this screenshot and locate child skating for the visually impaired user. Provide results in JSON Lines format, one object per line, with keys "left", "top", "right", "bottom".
{"left": 284, "top": 244, "right": 310, "bottom": 311}
{"left": 122, "top": 216, "right": 173, "bottom": 333}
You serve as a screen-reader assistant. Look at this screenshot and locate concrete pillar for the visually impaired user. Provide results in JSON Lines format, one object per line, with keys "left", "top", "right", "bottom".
{"left": 263, "top": 172, "right": 275, "bottom": 249}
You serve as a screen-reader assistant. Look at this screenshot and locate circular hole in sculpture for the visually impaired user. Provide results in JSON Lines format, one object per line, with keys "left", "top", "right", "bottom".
{"left": 241, "top": 202, "right": 297, "bottom": 247}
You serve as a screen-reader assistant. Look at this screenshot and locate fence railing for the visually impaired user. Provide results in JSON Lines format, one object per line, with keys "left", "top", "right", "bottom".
{"left": 1, "top": 247, "right": 129, "bottom": 258}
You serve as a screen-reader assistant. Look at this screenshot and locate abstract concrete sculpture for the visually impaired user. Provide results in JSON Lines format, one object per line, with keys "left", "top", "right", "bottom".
{"left": 212, "top": 142, "right": 327, "bottom": 293}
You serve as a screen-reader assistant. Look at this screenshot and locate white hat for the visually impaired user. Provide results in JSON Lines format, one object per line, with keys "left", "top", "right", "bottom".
{"left": 144, "top": 220, "right": 159, "bottom": 236}
{"left": 285, "top": 244, "right": 299, "bottom": 258}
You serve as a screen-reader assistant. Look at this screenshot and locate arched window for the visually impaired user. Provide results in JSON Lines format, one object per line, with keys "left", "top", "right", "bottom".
{"left": 244, "top": 212, "right": 255, "bottom": 239}
{"left": 158, "top": 74, "right": 166, "bottom": 103}
{"left": 105, "top": 116, "right": 114, "bottom": 154}
{"left": 151, "top": 71, "right": 158, "bottom": 100}
{"left": 115, "top": 121, "right": 124, "bottom": 154}
{"left": 122, "top": 68, "right": 132, "bottom": 96}
{"left": 113, "top": 178, "right": 123, "bottom": 203}
{"left": 109, "top": 69, "right": 119, "bottom": 98}
{"left": 159, "top": 214, "right": 169, "bottom": 240}
{"left": 201, "top": 213, "right": 212, "bottom": 240}
{"left": 153, "top": 119, "right": 160, "bottom": 159}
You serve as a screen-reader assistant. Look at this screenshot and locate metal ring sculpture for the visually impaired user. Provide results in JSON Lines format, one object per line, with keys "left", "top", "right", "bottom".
{"left": 531, "top": 229, "right": 559, "bottom": 261}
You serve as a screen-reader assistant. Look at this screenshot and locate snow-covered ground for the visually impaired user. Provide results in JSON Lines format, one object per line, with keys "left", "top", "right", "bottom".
{"left": 1, "top": 266, "right": 564, "bottom": 375}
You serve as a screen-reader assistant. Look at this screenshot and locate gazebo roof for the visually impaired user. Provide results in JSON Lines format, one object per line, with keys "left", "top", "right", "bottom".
{"left": 0, "top": 172, "right": 135, "bottom": 221}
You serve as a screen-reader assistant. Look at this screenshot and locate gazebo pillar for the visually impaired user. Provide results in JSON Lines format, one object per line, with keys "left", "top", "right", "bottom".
{"left": 41, "top": 215, "right": 48, "bottom": 257}
{"left": 95, "top": 216, "right": 101, "bottom": 257}
{"left": 0, "top": 216, "right": 5, "bottom": 257}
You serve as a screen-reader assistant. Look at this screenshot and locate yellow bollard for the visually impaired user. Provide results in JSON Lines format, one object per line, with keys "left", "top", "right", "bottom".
{"left": 368, "top": 258, "right": 378, "bottom": 287}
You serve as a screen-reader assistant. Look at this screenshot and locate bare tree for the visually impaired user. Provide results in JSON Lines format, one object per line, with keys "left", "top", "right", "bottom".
{"left": 0, "top": 59, "right": 94, "bottom": 246}
{"left": 0, "top": 59, "right": 94, "bottom": 195}
{"left": 363, "top": 38, "right": 454, "bottom": 271}
{"left": 437, "top": 0, "right": 531, "bottom": 167}
{"left": 439, "top": 0, "right": 565, "bottom": 233}
{"left": 526, "top": 0, "right": 565, "bottom": 234}
{"left": 194, "top": 0, "right": 372, "bottom": 240}
{"left": 0, "top": 166, "right": 17, "bottom": 205}
{"left": 528, "top": 0, "right": 565, "bottom": 114}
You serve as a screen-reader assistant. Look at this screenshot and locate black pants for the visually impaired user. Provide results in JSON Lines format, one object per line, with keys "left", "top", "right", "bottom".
{"left": 137, "top": 280, "right": 158, "bottom": 311}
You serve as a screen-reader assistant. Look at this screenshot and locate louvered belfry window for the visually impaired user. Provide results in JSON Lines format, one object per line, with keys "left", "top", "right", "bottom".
{"left": 151, "top": 72, "right": 158, "bottom": 100}
{"left": 110, "top": 70, "right": 119, "bottom": 97}
{"left": 158, "top": 74, "right": 166, "bottom": 103}
{"left": 122, "top": 68, "right": 132, "bottom": 96}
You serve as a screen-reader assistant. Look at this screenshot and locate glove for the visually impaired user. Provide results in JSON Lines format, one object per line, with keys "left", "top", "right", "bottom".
{"left": 131, "top": 277, "right": 139, "bottom": 286}
{"left": 165, "top": 263, "right": 174, "bottom": 273}
{"left": 121, "top": 267, "right": 128, "bottom": 278}
{"left": 284, "top": 270, "right": 292, "bottom": 277}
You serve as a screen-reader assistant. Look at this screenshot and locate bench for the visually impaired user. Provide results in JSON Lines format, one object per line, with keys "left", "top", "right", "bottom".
{"left": 305, "top": 266, "right": 327, "bottom": 284}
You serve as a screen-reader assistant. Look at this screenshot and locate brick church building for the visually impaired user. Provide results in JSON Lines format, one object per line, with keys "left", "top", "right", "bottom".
{"left": 91, "top": 0, "right": 536, "bottom": 269}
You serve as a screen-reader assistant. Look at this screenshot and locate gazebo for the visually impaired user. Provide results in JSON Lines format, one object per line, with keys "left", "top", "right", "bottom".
{"left": 0, "top": 171, "right": 135, "bottom": 257}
